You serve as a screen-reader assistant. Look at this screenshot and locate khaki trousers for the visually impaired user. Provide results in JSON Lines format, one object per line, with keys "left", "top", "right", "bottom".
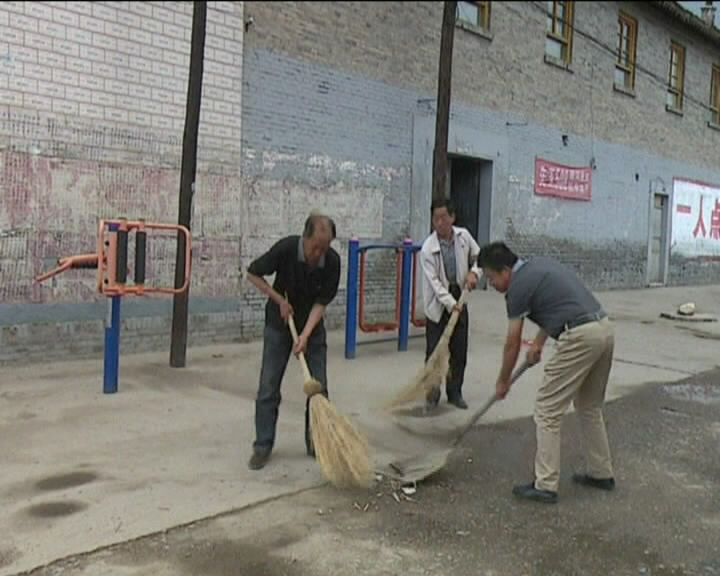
{"left": 534, "top": 317, "right": 615, "bottom": 493}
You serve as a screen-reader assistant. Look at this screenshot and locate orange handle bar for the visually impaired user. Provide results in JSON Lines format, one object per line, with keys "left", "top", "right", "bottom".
{"left": 35, "top": 254, "right": 100, "bottom": 283}
{"left": 34, "top": 219, "right": 191, "bottom": 297}
{"left": 97, "top": 219, "right": 192, "bottom": 296}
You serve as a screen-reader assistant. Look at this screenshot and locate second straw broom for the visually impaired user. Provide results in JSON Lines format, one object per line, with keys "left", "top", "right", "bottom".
{"left": 385, "top": 285, "right": 471, "bottom": 410}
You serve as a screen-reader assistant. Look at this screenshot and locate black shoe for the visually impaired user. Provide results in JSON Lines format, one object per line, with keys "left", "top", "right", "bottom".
{"left": 448, "top": 396, "right": 468, "bottom": 410}
{"left": 512, "top": 482, "right": 558, "bottom": 504}
{"left": 248, "top": 451, "right": 270, "bottom": 470}
{"left": 572, "top": 473, "right": 616, "bottom": 491}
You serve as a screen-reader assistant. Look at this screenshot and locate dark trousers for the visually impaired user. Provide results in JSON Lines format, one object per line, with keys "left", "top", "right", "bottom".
{"left": 252, "top": 323, "right": 328, "bottom": 456}
{"left": 425, "top": 284, "right": 469, "bottom": 402}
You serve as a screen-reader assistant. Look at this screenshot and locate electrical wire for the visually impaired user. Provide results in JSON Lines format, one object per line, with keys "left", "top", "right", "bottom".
{"left": 516, "top": 0, "right": 718, "bottom": 116}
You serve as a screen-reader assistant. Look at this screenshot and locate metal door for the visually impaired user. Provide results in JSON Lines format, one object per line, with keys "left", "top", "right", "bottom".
{"left": 648, "top": 193, "right": 668, "bottom": 284}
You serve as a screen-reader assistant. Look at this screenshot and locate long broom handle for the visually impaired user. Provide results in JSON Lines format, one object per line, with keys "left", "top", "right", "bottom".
{"left": 444, "top": 287, "right": 470, "bottom": 337}
{"left": 437, "top": 268, "right": 483, "bottom": 350}
{"left": 287, "top": 314, "right": 314, "bottom": 383}
{"left": 429, "top": 283, "right": 472, "bottom": 361}
{"left": 450, "top": 360, "right": 530, "bottom": 448}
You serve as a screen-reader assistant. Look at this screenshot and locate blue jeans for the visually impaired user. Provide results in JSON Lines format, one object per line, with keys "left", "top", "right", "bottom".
{"left": 252, "top": 323, "right": 328, "bottom": 455}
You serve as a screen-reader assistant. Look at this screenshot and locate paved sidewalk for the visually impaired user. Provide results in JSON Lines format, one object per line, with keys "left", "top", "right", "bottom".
{"left": 1, "top": 284, "right": 719, "bottom": 575}
{"left": 26, "top": 370, "right": 719, "bottom": 576}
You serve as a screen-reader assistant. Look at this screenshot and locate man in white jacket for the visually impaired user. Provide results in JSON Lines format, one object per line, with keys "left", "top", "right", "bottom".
{"left": 420, "top": 198, "right": 481, "bottom": 410}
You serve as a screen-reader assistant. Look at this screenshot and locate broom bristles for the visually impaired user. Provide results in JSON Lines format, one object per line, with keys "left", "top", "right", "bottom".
{"left": 309, "top": 392, "right": 374, "bottom": 490}
{"left": 385, "top": 288, "right": 470, "bottom": 410}
{"left": 384, "top": 335, "right": 451, "bottom": 410}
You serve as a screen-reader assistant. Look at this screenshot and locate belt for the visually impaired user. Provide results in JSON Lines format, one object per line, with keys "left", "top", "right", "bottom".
{"left": 562, "top": 310, "right": 607, "bottom": 333}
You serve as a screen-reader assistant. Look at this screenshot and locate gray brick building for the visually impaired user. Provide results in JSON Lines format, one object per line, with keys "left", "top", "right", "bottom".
{"left": 2, "top": 1, "right": 720, "bottom": 364}
{"left": 241, "top": 0, "right": 720, "bottom": 305}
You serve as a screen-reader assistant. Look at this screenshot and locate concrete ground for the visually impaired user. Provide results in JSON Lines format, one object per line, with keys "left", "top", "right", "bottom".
{"left": 1, "top": 284, "right": 720, "bottom": 575}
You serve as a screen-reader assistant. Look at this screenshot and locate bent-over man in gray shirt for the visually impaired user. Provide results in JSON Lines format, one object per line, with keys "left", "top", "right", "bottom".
{"left": 477, "top": 242, "right": 616, "bottom": 504}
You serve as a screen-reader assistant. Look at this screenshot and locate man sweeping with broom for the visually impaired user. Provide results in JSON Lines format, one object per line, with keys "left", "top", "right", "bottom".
{"left": 420, "top": 198, "right": 481, "bottom": 411}
{"left": 245, "top": 213, "right": 340, "bottom": 471}
{"left": 477, "top": 241, "right": 615, "bottom": 504}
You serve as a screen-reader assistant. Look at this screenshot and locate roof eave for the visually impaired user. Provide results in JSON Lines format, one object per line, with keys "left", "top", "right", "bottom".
{"left": 650, "top": 1, "right": 720, "bottom": 47}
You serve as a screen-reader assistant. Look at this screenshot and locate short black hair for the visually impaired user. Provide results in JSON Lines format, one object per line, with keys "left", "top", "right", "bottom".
{"left": 477, "top": 241, "right": 518, "bottom": 271}
{"left": 430, "top": 197, "right": 455, "bottom": 216}
{"left": 303, "top": 213, "right": 336, "bottom": 240}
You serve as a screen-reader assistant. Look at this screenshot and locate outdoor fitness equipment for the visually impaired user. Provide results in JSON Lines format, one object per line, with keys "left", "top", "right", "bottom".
{"left": 35, "top": 218, "right": 191, "bottom": 394}
{"left": 344, "top": 237, "right": 426, "bottom": 359}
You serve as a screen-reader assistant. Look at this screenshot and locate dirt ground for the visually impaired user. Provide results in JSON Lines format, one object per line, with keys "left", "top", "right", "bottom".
{"left": 17, "top": 370, "right": 719, "bottom": 576}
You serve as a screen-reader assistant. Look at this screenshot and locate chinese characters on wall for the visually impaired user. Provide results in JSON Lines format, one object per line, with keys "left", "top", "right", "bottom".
{"left": 533, "top": 157, "right": 593, "bottom": 201}
{"left": 687, "top": 195, "right": 720, "bottom": 240}
{"left": 671, "top": 178, "right": 720, "bottom": 257}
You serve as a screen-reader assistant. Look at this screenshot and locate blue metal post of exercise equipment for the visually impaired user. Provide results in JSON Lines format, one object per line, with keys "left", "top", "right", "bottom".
{"left": 397, "top": 238, "right": 413, "bottom": 352}
{"left": 103, "top": 221, "right": 121, "bottom": 395}
{"left": 344, "top": 237, "right": 360, "bottom": 359}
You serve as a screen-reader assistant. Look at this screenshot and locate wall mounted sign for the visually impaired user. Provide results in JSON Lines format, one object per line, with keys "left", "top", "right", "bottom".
{"left": 534, "top": 157, "right": 592, "bottom": 201}
{"left": 671, "top": 177, "right": 720, "bottom": 257}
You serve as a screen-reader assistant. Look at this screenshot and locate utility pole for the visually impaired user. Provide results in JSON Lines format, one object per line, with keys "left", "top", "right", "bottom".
{"left": 170, "top": 0, "right": 206, "bottom": 368}
{"left": 432, "top": 1, "right": 457, "bottom": 204}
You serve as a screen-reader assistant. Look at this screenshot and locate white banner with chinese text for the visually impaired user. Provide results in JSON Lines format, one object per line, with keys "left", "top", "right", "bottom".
{"left": 671, "top": 178, "right": 720, "bottom": 257}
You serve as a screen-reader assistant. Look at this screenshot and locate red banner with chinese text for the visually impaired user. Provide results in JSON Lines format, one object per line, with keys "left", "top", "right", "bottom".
{"left": 534, "top": 157, "right": 592, "bottom": 201}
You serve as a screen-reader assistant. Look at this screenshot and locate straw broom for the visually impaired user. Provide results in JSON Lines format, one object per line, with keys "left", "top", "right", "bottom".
{"left": 385, "top": 287, "right": 471, "bottom": 410}
{"left": 287, "top": 314, "right": 374, "bottom": 490}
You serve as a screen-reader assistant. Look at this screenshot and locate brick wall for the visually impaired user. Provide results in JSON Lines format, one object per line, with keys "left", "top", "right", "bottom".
{"left": 242, "top": 0, "right": 720, "bottom": 297}
{"left": 0, "top": 1, "right": 245, "bottom": 364}
{"left": 4, "top": 1, "right": 720, "bottom": 365}
{"left": 242, "top": 1, "right": 720, "bottom": 171}
{"left": 240, "top": 47, "right": 418, "bottom": 334}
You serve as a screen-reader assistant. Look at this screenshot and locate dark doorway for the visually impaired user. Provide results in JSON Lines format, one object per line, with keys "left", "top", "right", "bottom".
{"left": 448, "top": 154, "right": 493, "bottom": 288}
{"left": 449, "top": 155, "right": 492, "bottom": 245}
